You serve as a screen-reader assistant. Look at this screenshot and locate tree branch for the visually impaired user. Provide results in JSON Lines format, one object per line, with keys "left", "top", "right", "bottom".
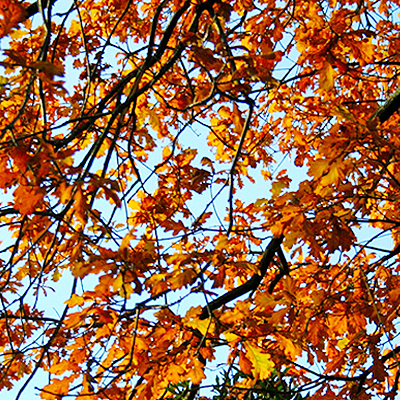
{"left": 200, "top": 235, "right": 284, "bottom": 319}
{"left": 371, "top": 86, "right": 400, "bottom": 123}
{"left": 268, "top": 245, "right": 290, "bottom": 294}
{"left": 25, "top": 0, "right": 58, "bottom": 19}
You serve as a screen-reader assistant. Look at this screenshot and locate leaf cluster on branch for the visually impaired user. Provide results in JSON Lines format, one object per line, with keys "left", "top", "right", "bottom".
{"left": 1, "top": 0, "right": 400, "bottom": 399}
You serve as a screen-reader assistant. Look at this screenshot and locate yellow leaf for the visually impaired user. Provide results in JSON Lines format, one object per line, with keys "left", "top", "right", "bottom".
{"left": 64, "top": 294, "right": 84, "bottom": 308}
{"left": 119, "top": 282, "right": 134, "bottom": 299}
{"left": 224, "top": 332, "right": 241, "bottom": 346}
{"left": 337, "top": 337, "right": 349, "bottom": 350}
{"left": 146, "top": 272, "right": 169, "bottom": 295}
{"left": 318, "top": 160, "right": 345, "bottom": 188}
{"left": 112, "top": 273, "right": 123, "bottom": 292}
{"left": 0, "top": 1, "right": 26, "bottom": 39}
{"left": 324, "top": 353, "right": 346, "bottom": 374}
{"left": 52, "top": 268, "right": 61, "bottom": 282}
{"left": 9, "top": 28, "right": 26, "bottom": 39}
{"left": 162, "top": 145, "right": 172, "bottom": 160}
{"left": 71, "top": 261, "right": 91, "bottom": 279}
{"left": 119, "top": 232, "right": 135, "bottom": 251}
{"left": 218, "top": 105, "right": 231, "bottom": 119}
{"left": 64, "top": 312, "right": 85, "bottom": 329}
{"left": 357, "top": 40, "right": 375, "bottom": 65}
{"left": 176, "top": 148, "right": 197, "bottom": 167}
{"left": 244, "top": 343, "right": 274, "bottom": 380}
{"left": 215, "top": 234, "right": 229, "bottom": 251}
{"left": 186, "top": 316, "right": 214, "bottom": 336}
{"left": 182, "top": 306, "right": 202, "bottom": 322}
{"left": 147, "top": 108, "right": 160, "bottom": 131}
{"left": 194, "top": 84, "right": 212, "bottom": 103}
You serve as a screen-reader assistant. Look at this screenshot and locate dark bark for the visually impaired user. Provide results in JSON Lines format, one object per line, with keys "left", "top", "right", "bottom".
{"left": 372, "top": 86, "right": 400, "bottom": 123}
{"left": 200, "top": 236, "right": 284, "bottom": 320}
{"left": 25, "top": 0, "right": 58, "bottom": 18}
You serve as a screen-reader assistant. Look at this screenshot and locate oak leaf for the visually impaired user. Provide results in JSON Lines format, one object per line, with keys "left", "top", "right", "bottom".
{"left": 189, "top": 358, "right": 206, "bottom": 384}
{"left": 13, "top": 185, "right": 45, "bottom": 215}
{"left": 40, "top": 377, "right": 73, "bottom": 400}
{"left": 244, "top": 343, "right": 274, "bottom": 380}
{"left": 239, "top": 349, "right": 253, "bottom": 376}
{"left": 0, "top": 0, "right": 26, "bottom": 38}
{"left": 319, "top": 61, "right": 335, "bottom": 91}
{"left": 64, "top": 294, "right": 85, "bottom": 308}
{"left": 275, "top": 333, "right": 302, "bottom": 360}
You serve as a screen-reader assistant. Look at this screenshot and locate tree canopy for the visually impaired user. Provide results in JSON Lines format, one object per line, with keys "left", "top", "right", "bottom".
{"left": 1, "top": 0, "right": 400, "bottom": 399}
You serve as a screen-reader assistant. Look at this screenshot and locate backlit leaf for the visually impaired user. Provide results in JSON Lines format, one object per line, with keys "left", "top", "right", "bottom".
{"left": 319, "top": 61, "right": 335, "bottom": 91}
{"left": 244, "top": 343, "right": 275, "bottom": 380}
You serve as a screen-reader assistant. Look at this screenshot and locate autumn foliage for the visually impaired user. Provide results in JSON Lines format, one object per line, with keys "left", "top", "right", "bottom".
{"left": 2, "top": 0, "right": 400, "bottom": 399}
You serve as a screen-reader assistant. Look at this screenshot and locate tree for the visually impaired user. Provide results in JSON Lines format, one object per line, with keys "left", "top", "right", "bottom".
{"left": 1, "top": 0, "right": 400, "bottom": 399}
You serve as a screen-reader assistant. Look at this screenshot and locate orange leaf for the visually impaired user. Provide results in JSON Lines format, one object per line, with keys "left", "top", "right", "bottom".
{"left": 239, "top": 349, "right": 253, "bottom": 375}
{"left": 170, "top": 269, "right": 197, "bottom": 290}
{"left": 74, "top": 186, "right": 88, "bottom": 228}
{"left": 0, "top": 0, "right": 26, "bottom": 38}
{"left": 189, "top": 358, "right": 206, "bottom": 384}
{"left": 319, "top": 61, "right": 335, "bottom": 91}
{"left": 64, "top": 294, "right": 85, "bottom": 308}
{"left": 232, "top": 103, "right": 245, "bottom": 134}
{"left": 166, "top": 363, "right": 186, "bottom": 384}
{"left": 13, "top": 185, "right": 45, "bottom": 215}
{"left": 40, "top": 377, "right": 73, "bottom": 400}
{"left": 275, "top": 333, "right": 301, "bottom": 360}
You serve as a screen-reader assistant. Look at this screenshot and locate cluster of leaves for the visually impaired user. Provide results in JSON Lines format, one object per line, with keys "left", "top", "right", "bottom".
{"left": 1, "top": 0, "right": 400, "bottom": 399}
